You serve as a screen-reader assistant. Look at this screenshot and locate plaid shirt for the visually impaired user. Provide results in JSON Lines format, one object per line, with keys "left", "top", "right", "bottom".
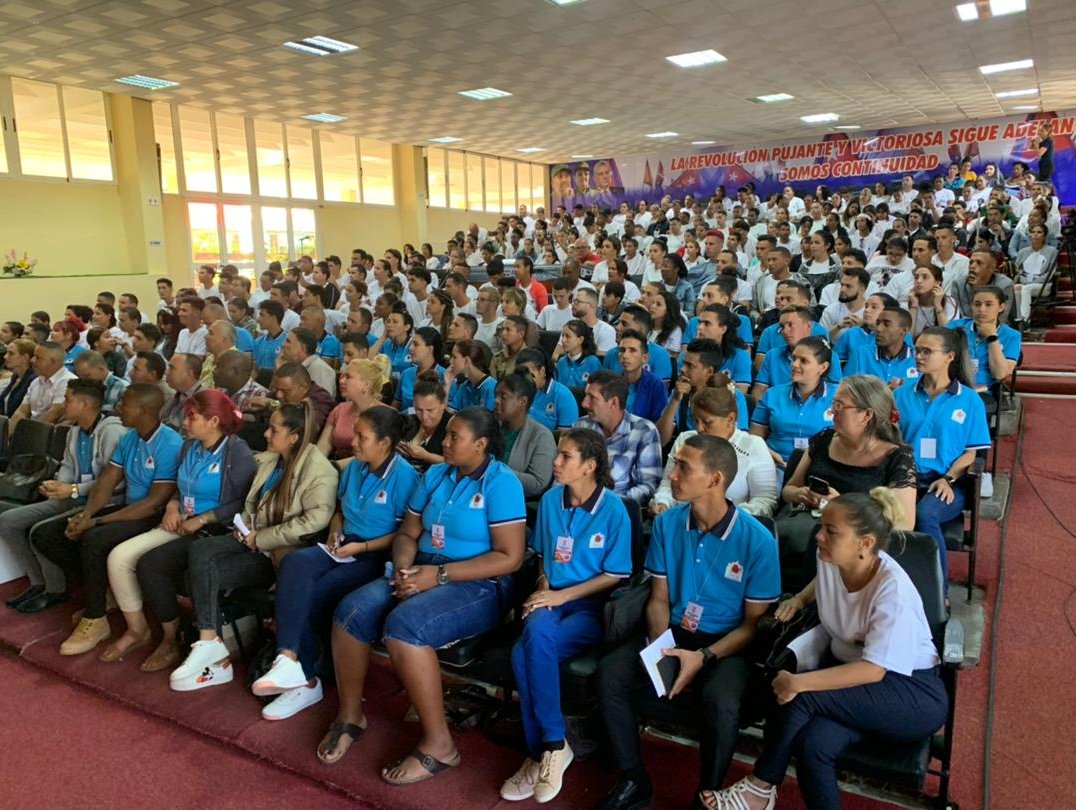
{"left": 102, "top": 373, "right": 129, "bottom": 414}
{"left": 229, "top": 377, "right": 270, "bottom": 412}
{"left": 574, "top": 412, "right": 662, "bottom": 503}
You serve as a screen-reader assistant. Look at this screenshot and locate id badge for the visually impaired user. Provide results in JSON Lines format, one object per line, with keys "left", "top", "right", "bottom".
{"left": 80, "top": 473, "right": 93, "bottom": 483}
{"left": 183, "top": 496, "right": 196, "bottom": 517}
{"left": 970, "top": 358, "right": 980, "bottom": 376}
{"left": 919, "top": 438, "right": 938, "bottom": 460}
{"left": 554, "top": 535, "right": 574, "bottom": 564}
{"left": 431, "top": 523, "right": 446, "bottom": 550}
{"left": 680, "top": 601, "right": 704, "bottom": 632}
{"left": 793, "top": 436, "right": 809, "bottom": 450}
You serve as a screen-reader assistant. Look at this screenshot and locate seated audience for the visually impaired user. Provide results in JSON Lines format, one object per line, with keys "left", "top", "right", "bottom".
{"left": 535, "top": 277, "right": 574, "bottom": 333}
{"left": 753, "top": 306, "right": 842, "bottom": 400}
{"left": 491, "top": 315, "right": 529, "bottom": 379}
{"left": 706, "top": 490, "right": 946, "bottom": 810}
{"left": 602, "top": 305, "right": 673, "bottom": 382}
{"left": 513, "top": 347, "right": 578, "bottom": 430}
{"left": 212, "top": 350, "right": 266, "bottom": 412}
{"left": 907, "top": 264, "right": 957, "bottom": 335}
{"left": 947, "top": 286, "right": 1021, "bottom": 390}
{"left": 446, "top": 339, "right": 497, "bottom": 412}
{"left": 844, "top": 307, "right": 919, "bottom": 387}
{"left": 952, "top": 248, "right": 1013, "bottom": 323}
{"left": 162, "top": 353, "right": 203, "bottom": 432}
{"left": 52, "top": 317, "right": 87, "bottom": 371}
{"left": 833, "top": 291, "right": 901, "bottom": 364}
{"left": 317, "top": 357, "right": 391, "bottom": 463}
{"left": 554, "top": 319, "right": 603, "bottom": 389}
{"left": 73, "top": 350, "right": 128, "bottom": 414}
{"left": 281, "top": 328, "right": 338, "bottom": 399}
{"left": 261, "top": 363, "right": 336, "bottom": 434}
{"left": 253, "top": 300, "right": 288, "bottom": 371}
{"left": 648, "top": 289, "right": 685, "bottom": 354}
{"left": 657, "top": 339, "right": 748, "bottom": 445}
{"left": 395, "top": 327, "right": 445, "bottom": 414}
{"left": 493, "top": 372, "right": 556, "bottom": 498}
{"left": 1011, "top": 222, "right": 1057, "bottom": 324}
{"left": 616, "top": 330, "right": 668, "bottom": 425}
{"left": 399, "top": 374, "right": 451, "bottom": 472}
{"left": 372, "top": 309, "right": 415, "bottom": 382}
{"left": 85, "top": 327, "right": 128, "bottom": 378}
{"left": 9, "top": 341, "right": 76, "bottom": 430}
{"left": 0, "top": 338, "right": 37, "bottom": 416}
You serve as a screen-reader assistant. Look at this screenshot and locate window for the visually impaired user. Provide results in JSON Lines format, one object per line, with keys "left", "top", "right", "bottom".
{"left": 178, "top": 106, "right": 217, "bottom": 193}
{"left": 484, "top": 156, "right": 501, "bottom": 214}
{"left": 466, "top": 152, "right": 483, "bottom": 211}
{"left": 291, "top": 208, "right": 317, "bottom": 257}
{"left": 254, "top": 120, "right": 287, "bottom": 198}
{"left": 223, "top": 204, "right": 255, "bottom": 265}
{"left": 12, "top": 78, "right": 66, "bottom": 178}
{"left": 261, "top": 206, "right": 290, "bottom": 263}
{"left": 426, "top": 148, "right": 447, "bottom": 208}
{"left": 320, "top": 131, "right": 359, "bottom": 203}
{"left": 285, "top": 125, "right": 317, "bottom": 199}
{"left": 360, "top": 138, "right": 394, "bottom": 205}
{"left": 447, "top": 150, "right": 466, "bottom": 209}
{"left": 533, "top": 165, "right": 546, "bottom": 211}
{"left": 188, "top": 202, "right": 221, "bottom": 265}
{"left": 500, "top": 159, "right": 517, "bottom": 214}
{"left": 153, "top": 103, "right": 178, "bottom": 193}
{"left": 62, "top": 87, "right": 112, "bottom": 181}
{"left": 215, "top": 113, "right": 251, "bottom": 195}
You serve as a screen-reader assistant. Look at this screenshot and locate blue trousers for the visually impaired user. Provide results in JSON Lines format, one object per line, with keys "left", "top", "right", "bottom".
{"left": 915, "top": 485, "right": 965, "bottom": 583}
{"left": 754, "top": 667, "right": 948, "bottom": 810}
{"left": 273, "top": 545, "right": 385, "bottom": 679}
{"left": 510, "top": 597, "right": 603, "bottom": 759}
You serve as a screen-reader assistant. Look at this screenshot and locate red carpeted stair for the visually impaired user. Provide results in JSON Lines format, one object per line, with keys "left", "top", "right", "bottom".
{"left": 1016, "top": 342, "right": 1076, "bottom": 395}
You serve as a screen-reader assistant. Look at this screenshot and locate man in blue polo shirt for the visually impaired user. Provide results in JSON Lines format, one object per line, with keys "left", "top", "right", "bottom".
{"left": 619, "top": 330, "right": 668, "bottom": 425}
{"left": 300, "top": 305, "right": 343, "bottom": 368}
{"left": 752, "top": 306, "right": 842, "bottom": 400}
{"left": 595, "top": 434, "right": 780, "bottom": 810}
{"left": 32, "top": 383, "right": 182, "bottom": 658}
{"left": 602, "top": 305, "right": 672, "bottom": 382}
{"left": 844, "top": 306, "right": 918, "bottom": 388}
{"left": 253, "top": 299, "right": 288, "bottom": 371}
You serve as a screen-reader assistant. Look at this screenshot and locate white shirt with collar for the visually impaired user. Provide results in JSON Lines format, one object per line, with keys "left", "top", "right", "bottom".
{"left": 301, "top": 354, "right": 337, "bottom": 398}
{"left": 281, "top": 309, "right": 300, "bottom": 333}
{"left": 474, "top": 317, "right": 503, "bottom": 349}
{"left": 536, "top": 304, "right": 573, "bottom": 332}
{"left": 197, "top": 285, "right": 221, "bottom": 300}
{"left": 27, "top": 366, "right": 77, "bottom": 419}
{"left": 176, "top": 325, "right": 207, "bottom": 356}
{"left": 933, "top": 252, "right": 970, "bottom": 294}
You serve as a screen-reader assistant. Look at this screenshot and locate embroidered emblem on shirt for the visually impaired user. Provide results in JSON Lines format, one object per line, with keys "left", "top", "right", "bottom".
{"left": 374, "top": 490, "right": 388, "bottom": 504}
{"left": 724, "top": 561, "right": 743, "bottom": 582}
{"left": 144, "top": 456, "right": 155, "bottom": 469}
{"left": 470, "top": 493, "right": 484, "bottom": 508}
{"left": 951, "top": 409, "right": 966, "bottom": 424}
{"left": 589, "top": 533, "right": 605, "bottom": 549}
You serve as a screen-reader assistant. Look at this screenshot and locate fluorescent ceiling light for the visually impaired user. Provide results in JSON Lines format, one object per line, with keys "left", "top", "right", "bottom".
{"left": 571, "top": 154, "right": 594, "bottom": 159}
{"left": 979, "top": 58, "right": 1033, "bottom": 75}
{"left": 995, "top": 88, "right": 1037, "bottom": 98}
{"left": 691, "top": 141, "right": 716, "bottom": 145}
{"left": 801, "top": 113, "right": 840, "bottom": 124}
{"left": 517, "top": 147, "right": 546, "bottom": 153}
{"left": 546, "top": 0, "right": 587, "bottom": 5}
{"left": 302, "top": 113, "right": 346, "bottom": 123}
{"left": 570, "top": 117, "right": 610, "bottom": 126}
{"left": 990, "top": 0, "right": 1027, "bottom": 16}
{"left": 459, "top": 87, "right": 513, "bottom": 101}
{"left": 645, "top": 131, "right": 679, "bottom": 138}
{"left": 665, "top": 49, "right": 727, "bottom": 68}
{"left": 1012, "top": 105, "right": 1039, "bottom": 110}
{"left": 115, "top": 74, "right": 178, "bottom": 90}
{"left": 430, "top": 136, "right": 463, "bottom": 143}
{"left": 283, "top": 35, "right": 358, "bottom": 56}
{"left": 835, "top": 125, "right": 862, "bottom": 130}
{"left": 753, "top": 93, "right": 794, "bottom": 103}
{"left": 955, "top": 3, "right": 978, "bottom": 20}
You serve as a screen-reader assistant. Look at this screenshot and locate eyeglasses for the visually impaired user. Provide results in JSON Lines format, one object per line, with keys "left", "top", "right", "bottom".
{"left": 914, "top": 347, "right": 946, "bottom": 356}
{"left": 830, "top": 400, "right": 862, "bottom": 412}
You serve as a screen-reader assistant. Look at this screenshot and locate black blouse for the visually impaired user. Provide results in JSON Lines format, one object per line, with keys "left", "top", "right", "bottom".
{"left": 806, "top": 429, "right": 916, "bottom": 495}
{"left": 0, "top": 370, "right": 36, "bottom": 417}
{"left": 404, "top": 410, "right": 451, "bottom": 473}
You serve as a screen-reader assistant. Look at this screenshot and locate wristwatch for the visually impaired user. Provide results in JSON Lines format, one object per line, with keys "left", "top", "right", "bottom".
{"left": 699, "top": 647, "right": 716, "bottom": 667}
{"left": 70, "top": 484, "right": 79, "bottom": 500}
{"left": 986, "top": 335, "right": 999, "bottom": 344}
{"left": 436, "top": 564, "right": 450, "bottom": 586}
{"left": 943, "top": 474, "right": 957, "bottom": 486}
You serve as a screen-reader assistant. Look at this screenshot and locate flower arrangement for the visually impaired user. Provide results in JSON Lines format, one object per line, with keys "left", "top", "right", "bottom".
{"left": 2, "top": 250, "right": 36, "bottom": 277}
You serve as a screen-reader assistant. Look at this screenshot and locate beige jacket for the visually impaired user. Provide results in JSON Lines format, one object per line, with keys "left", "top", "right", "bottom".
{"left": 241, "top": 444, "right": 338, "bottom": 561}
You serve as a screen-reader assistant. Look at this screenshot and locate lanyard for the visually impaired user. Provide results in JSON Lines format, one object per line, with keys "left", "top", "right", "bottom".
{"left": 690, "top": 508, "right": 737, "bottom": 603}
{"left": 434, "top": 466, "right": 482, "bottom": 526}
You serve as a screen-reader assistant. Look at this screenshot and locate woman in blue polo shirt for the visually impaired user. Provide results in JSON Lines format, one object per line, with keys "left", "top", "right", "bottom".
{"left": 395, "top": 327, "right": 445, "bottom": 414}
{"left": 253, "top": 406, "right": 419, "bottom": 723}
{"left": 501, "top": 428, "right": 632, "bottom": 803}
{"left": 319, "top": 407, "right": 526, "bottom": 784}
{"left": 101, "top": 389, "right": 256, "bottom": 671}
{"left": 947, "top": 286, "right": 1021, "bottom": 391}
{"left": 895, "top": 327, "right": 990, "bottom": 583}
{"left": 711, "top": 305, "right": 752, "bottom": 388}
{"left": 446, "top": 339, "right": 497, "bottom": 412}
{"left": 515, "top": 347, "right": 579, "bottom": 431}
{"left": 375, "top": 309, "right": 414, "bottom": 382}
{"left": 832, "top": 292, "right": 900, "bottom": 364}
{"left": 750, "top": 337, "right": 837, "bottom": 470}
{"left": 52, "top": 318, "right": 86, "bottom": 371}
{"left": 554, "top": 320, "right": 602, "bottom": 390}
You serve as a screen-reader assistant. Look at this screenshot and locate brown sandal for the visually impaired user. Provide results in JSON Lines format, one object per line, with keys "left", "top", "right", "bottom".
{"left": 139, "top": 640, "right": 181, "bottom": 672}
{"left": 381, "top": 748, "right": 460, "bottom": 786}
{"left": 316, "top": 720, "right": 366, "bottom": 765}
{"left": 98, "top": 631, "right": 153, "bottom": 663}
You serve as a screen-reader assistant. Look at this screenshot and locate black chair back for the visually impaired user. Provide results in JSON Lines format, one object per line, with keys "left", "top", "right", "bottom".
{"left": 537, "top": 330, "right": 560, "bottom": 358}
{"left": 49, "top": 424, "right": 71, "bottom": 463}
{"left": 9, "top": 419, "right": 54, "bottom": 459}
{"left": 885, "top": 531, "right": 947, "bottom": 642}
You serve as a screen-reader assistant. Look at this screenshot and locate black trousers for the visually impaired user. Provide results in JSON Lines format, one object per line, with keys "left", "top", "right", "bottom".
{"left": 31, "top": 508, "right": 163, "bottom": 619}
{"left": 597, "top": 628, "right": 751, "bottom": 792}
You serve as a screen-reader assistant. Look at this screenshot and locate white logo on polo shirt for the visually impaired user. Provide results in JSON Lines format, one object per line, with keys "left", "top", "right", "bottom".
{"left": 208, "top": 462, "right": 221, "bottom": 474}
{"left": 823, "top": 409, "right": 834, "bottom": 421}
{"left": 951, "top": 409, "right": 966, "bottom": 424}
{"left": 144, "top": 456, "right": 155, "bottom": 469}
{"left": 374, "top": 490, "right": 388, "bottom": 504}
{"left": 470, "top": 493, "right": 484, "bottom": 509}
{"left": 589, "top": 532, "right": 604, "bottom": 549}
{"left": 725, "top": 561, "right": 743, "bottom": 582}
{"left": 906, "top": 367, "right": 919, "bottom": 378}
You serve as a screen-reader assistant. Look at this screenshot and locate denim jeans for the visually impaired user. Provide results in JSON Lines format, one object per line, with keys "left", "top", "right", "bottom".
{"left": 915, "top": 479, "right": 965, "bottom": 584}
{"left": 333, "top": 552, "right": 511, "bottom": 648}
{"left": 274, "top": 544, "right": 386, "bottom": 678}
{"left": 511, "top": 596, "right": 603, "bottom": 759}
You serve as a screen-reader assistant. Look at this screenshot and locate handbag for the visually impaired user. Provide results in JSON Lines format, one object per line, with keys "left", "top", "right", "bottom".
{"left": 0, "top": 454, "right": 59, "bottom": 503}
{"left": 602, "top": 577, "right": 650, "bottom": 646}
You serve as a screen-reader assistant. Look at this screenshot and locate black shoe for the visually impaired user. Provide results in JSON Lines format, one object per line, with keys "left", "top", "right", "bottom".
{"left": 5, "top": 584, "right": 44, "bottom": 608}
{"left": 16, "top": 591, "right": 68, "bottom": 614}
{"left": 594, "top": 776, "right": 653, "bottom": 810}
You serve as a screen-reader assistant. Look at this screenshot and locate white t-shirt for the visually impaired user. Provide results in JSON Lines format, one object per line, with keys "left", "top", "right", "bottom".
{"left": 281, "top": 309, "right": 300, "bottom": 333}
{"left": 816, "top": 551, "right": 939, "bottom": 675}
{"left": 819, "top": 278, "right": 880, "bottom": 308}
{"left": 933, "top": 252, "right": 970, "bottom": 295}
{"left": 474, "top": 317, "right": 503, "bottom": 349}
{"left": 820, "top": 302, "right": 865, "bottom": 333}
{"left": 590, "top": 319, "right": 617, "bottom": 354}
{"left": 591, "top": 260, "right": 611, "bottom": 286}
{"left": 882, "top": 270, "right": 916, "bottom": 303}
{"left": 536, "top": 305, "right": 573, "bottom": 333}
{"left": 176, "top": 326, "right": 207, "bottom": 356}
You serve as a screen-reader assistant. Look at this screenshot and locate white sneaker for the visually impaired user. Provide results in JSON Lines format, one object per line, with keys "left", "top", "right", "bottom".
{"left": 534, "top": 743, "right": 574, "bottom": 804}
{"left": 706, "top": 777, "right": 777, "bottom": 809}
{"left": 170, "top": 659, "right": 234, "bottom": 692}
{"left": 980, "top": 472, "right": 994, "bottom": 499}
{"left": 251, "top": 653, "right": 308, "bottom": 697}
{"left": 500, "top": 758, "right": 540, "bottom": 801}
{"left": 260, "top": 679, "right": 324, "bottom": 721}
{"left": 170, "top": 638, "right": 230, "bottom": 683}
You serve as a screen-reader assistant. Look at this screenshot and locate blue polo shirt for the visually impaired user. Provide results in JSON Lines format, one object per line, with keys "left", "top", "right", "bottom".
{"left": 835, "top": 326, "right": 913, "bottom": 365}
{"left": 720, "top": 347, "right": 752, "bottom": 385}
{"left": 407, "top": 458, "right": 526, "bottom": 561}
{"left": 177, "top": 436, "right": 230, "bottom": 515}
{"left": 235, "top": 327, "right": 254, "bottom": 354}
{"left": 556, "top": 354, "right": 603, "bottom": 389}
{"left": 625, "top": 370, "right": 669, "bottom": 424}
{"left": 947, "top": 319, "right": 1021, "bottom": 389}
{"left": 895, "top": 378, "right": 991, "bottom": 476}
{"left": 317, "top": 332, "right": 343, "bottom": 362}
{"left": 756, "top": 320, "right": 828, "bottom": 357}
{"left": 380, "top": 337, "right": 413, "bottom": 381}
{"left": 339, "top": 454, "right": 419, "bottom": 539}
{"left": 645, "top": 502, "right": 781, "bottom": 635}
{"left": 74, "top": 424, "right": 96, "bottom": 489}
{"left": 65, "top": 344, "right": 87, "bottom": 372}
{"left": 844, "top": 342, "right": 919, "bottom": 387}
{"left": 673, "top": 387, "right": 750, "bottom": 432}
{"left": 756, "top": 344, "right": 843, "bottom": 390}
{"left": 448, "top": 374, "right": 496, "bottom": 411}
{"left": 603, "top": 341, "right": 673, "bottom": 381}
{"left": 398, "top": 364, "right": 445, "bottom": 413}
{"left": 532, "top": 485, "right": 633, "bottom": 590}
{"left": 108, "top": 423, "right": 182, "bottom": 503}
{"left": 683, "top": 312, "right": 753, "bottom": 348}
{"left": 751, "top": 382, "right": 836, "bottom": 462}
{"left": 530, "top": 378, "right": 579, "bottom": 430}
{"left": 253, "top": 330, "right": 286, "bottom": 370}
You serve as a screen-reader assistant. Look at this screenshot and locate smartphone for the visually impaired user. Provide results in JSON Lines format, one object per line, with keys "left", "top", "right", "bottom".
{"left": 808, "top": 476, "right": 830, "bottom": 496}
